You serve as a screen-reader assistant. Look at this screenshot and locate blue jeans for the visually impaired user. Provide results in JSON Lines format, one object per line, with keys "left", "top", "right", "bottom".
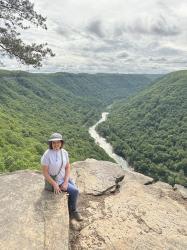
{"left": 60, "top": 178, "right": 79, "bottom": 212}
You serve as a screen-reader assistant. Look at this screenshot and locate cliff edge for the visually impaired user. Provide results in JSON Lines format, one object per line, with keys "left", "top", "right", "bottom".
{"left": 70, "top": 159, "right": 187, "bottom": 250}
{"left": 0, "top": 159, "right": 187, "bottom": 250}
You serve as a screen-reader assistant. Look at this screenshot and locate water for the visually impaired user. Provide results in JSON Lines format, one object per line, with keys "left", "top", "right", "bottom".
{"left": 89, "top": 112, "right": 132, "bottom": 171}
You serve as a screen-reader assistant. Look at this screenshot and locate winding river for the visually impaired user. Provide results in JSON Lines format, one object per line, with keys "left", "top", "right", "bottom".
{"left": 89, "top": 112, "right": 132, "bottom": 171}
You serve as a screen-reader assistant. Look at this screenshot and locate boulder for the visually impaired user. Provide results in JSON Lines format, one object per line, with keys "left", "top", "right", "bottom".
{"left": 71, "top": 159, "right": 125, "bottom": 195}
{"left": 70, "top": 159, "right": 187, "bottom": 250}
{"left": 0, "top": 170, "right": 69, "bottom": 250}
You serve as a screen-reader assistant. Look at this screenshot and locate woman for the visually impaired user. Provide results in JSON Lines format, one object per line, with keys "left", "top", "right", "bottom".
{"left": 41, "top": 132, "right": 82, "bottom": 221}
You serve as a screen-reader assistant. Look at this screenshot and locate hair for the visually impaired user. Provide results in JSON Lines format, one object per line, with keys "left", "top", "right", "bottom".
{"left": 48, "top": 140, "right": 64, "bottom": 149}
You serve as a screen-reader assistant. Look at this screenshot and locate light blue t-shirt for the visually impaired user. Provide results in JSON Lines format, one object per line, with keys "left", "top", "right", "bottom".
{"left": 41, "top": 148, "right": 69, "bottom": 185}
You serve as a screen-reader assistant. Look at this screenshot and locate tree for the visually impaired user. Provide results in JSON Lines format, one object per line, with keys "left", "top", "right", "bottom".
{"left": 0, "top": 0, "right": 55, "bottom": 67}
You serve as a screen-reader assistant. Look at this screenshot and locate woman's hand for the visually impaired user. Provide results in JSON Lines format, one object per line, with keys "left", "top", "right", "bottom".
{"left": 60, "top": 181, "right": 68, "bottom": 191}
{"left": 53, "top": 182, "right": 62, "bottom": 194}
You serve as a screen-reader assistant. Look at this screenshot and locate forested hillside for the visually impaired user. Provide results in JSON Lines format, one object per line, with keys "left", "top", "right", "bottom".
{"left": 0, "top": 70, "right": 158, "bottom": 172}
{"left": 97, "top": 70, "right": 187, "bottom": 186}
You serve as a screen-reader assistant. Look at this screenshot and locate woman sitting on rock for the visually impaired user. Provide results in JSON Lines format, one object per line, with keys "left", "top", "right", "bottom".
{"left": 41, "top": 132, "right": 82, "bottom": 221}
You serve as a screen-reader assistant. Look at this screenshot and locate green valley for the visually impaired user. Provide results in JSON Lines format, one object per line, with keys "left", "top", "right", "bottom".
{"left": 97, "top": 70, "right": 187, "bottom": 186}
{"left": 0, "top": 70, "right": 158, "bottom": 173}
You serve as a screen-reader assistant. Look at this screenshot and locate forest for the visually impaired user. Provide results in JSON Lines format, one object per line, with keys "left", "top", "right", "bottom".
{"left": 0, "top": 70, "right": 157, "bottom": 173}
{"left": 97, "top": 70, "right": 187, "bottom": 186}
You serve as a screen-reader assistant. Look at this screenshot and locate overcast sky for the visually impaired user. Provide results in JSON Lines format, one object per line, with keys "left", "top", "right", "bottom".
{"left": 1, "top": 0, "right": 187, "bottom": 74}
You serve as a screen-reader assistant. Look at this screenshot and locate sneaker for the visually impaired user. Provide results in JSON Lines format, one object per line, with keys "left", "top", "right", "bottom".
{"left": 70, "top": 210, "right": 83, "bottom": 221}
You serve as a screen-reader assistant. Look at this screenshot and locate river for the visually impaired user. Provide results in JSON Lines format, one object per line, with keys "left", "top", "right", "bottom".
{"left": 89, "top": 112, "right": 132, "bottom": 171}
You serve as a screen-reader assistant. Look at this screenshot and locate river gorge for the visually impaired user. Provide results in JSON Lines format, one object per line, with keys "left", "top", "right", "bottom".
{"left": 89, "top": 112, "right": 132, "bottom": 171}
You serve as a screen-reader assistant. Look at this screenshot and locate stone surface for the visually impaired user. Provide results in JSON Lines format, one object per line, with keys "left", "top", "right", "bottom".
{"left": 70, "top": 159, "right": 187, "bottom": 250}
{"left": 71, "top": 158, "right": 125, "bottom": 195}
{"left": 121, "top": 167, "right": 153, "bottom": 185}
{"left": 1, "top": 160, "right": 187, "bottom": 250}
{"left": 0, "top": 170, "right": 69, "bottom": 250}
{"left": 174, "top": 184, "right": 187, "bottom": 199}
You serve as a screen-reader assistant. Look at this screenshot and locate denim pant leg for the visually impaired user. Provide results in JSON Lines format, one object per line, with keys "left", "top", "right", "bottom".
{"left": 66, "top": 178, "right": 79, "bottom": 211}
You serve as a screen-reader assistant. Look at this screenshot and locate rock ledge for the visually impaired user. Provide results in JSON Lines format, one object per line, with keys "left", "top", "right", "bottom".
{"left": 0, "top": 170, "right": 69, "bottom": 250}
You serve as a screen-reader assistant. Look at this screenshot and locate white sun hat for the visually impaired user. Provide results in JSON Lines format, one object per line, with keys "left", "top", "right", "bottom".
{"left": 48, "top": 133, "right": 64, "bottom": 142}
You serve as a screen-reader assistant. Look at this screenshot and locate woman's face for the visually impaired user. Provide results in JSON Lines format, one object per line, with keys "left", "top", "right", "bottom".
{"left": 52, "top": 140, "right": 62, "bottom": 150}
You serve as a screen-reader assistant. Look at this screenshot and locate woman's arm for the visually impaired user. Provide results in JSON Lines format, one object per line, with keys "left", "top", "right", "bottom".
{"left": 42, "top": 165, "right": 61, "bottom": 194}
{"left": 60, "top": 162, "right": 70, "bottom": 191}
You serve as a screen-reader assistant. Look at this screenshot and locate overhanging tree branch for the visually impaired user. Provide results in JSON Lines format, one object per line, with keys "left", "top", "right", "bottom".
{"left": 0, "top": 0, "right": 55, "bottom": 67}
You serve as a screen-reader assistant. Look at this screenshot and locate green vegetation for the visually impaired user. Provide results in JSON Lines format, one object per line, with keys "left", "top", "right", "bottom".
{"left": 97, "top": 70, "right": 187, "bottom": 186}
{"left": 0, "top": 0, "right": 54, "bottom": 67}
{"left": 0, "top": 69, "right": 158, "bottom": 173}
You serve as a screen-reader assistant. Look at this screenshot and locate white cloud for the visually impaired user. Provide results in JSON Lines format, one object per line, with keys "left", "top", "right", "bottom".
{"left": 1, "top": 0, "right": 187, "bottom": 73}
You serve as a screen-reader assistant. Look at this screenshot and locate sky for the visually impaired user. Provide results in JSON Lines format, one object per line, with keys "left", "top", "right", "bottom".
{"left": 1, "top": 0, "right": 187, "bottom": 74}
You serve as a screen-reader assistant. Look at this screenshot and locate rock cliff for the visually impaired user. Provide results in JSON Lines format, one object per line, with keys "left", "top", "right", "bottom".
{"left": 70, "top": 159, "right": 187, "bottom": 250}
{"left": 0, "top": 159, "right": 186, "bottom": 250}
{"left": 0, "top": 170, "right": 69, "bottom": 250}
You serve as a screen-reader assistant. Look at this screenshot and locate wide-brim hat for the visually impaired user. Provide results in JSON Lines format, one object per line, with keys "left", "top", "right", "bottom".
{"left": 48, "top": 133, "right": 64, "bottom": 142}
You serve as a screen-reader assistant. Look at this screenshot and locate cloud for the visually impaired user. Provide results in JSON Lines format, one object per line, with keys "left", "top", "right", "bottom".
{"left": 1, "top": 0, "right": 187, "bottom": 74}
{"left": 117, "top": 51, "right": 129, "bottom": 58}
{"left": 0, "top": 61, "right": 5, "bottom": 67}
{"left": 55, "top": 25, "right": 71, "bottom": 38}
{"left": 149, "top": 57, "right": 167, "bottom": 62}
{"left": 156, "top": 47, "right": 185, "bottom": 56}
{"left": 113, "top": 15, "right": 180, "bottom": 37}
{"left": 149, "top": 16, "right": 180, "bottom": 36}
{"left": 86, "top": 20, "right": 104, "bottom": 38}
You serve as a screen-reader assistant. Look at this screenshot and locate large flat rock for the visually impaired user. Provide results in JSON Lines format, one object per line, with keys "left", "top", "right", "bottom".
{"left": 71, "top": 159, "right": 125, "bottom": 195}
{"left": 71, "top": 159, "right": 187, "bottom": 250}
{"left": 1, "top": 161, "right": 187, "bottom": 250}
{"left": 0, "top": 170, "right": 69, "bottom": 250}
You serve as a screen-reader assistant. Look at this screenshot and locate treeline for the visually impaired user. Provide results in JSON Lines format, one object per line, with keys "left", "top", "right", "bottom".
{"left": 0, "top": 70, "right": 158, "bottom": 172}
{"left": 97, "top": 70, "right": 187, "bottom": 186}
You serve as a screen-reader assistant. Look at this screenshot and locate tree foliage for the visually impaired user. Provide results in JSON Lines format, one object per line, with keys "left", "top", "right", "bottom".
{"left": 97, "top": 70, "right": 187, "bottom": 186}
{"left": 0, "top": 0, "right": 54, "bottom": 67}
{"left": 0, "top": 70, "right": 158, "bottom": 173}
